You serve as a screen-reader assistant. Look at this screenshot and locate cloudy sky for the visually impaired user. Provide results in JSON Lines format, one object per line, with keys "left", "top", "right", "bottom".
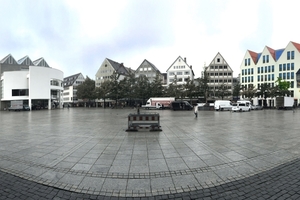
{"left": 1, "top": 0, "right": 300, "bottom": 78}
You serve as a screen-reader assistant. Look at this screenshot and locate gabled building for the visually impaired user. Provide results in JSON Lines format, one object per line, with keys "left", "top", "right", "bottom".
{"left": 135, "top": 59, "right": 164, "bottom": 83}
{"left": 240, "top": 41, "right": 300, "bottom": 106}
{"left": 0, "top": 54, "right": 63, "bottom": 110}
{"left": 63, "top": 73, "right": 85, "bottom": 106}
{"left": 205, "top": 52, "right": 234, "bottom": 99}
{"left": 166, "top": 56, "right": 194, "bottom": 86}
{"left": 95, "top": 58, "right": 134, "bottom": 87}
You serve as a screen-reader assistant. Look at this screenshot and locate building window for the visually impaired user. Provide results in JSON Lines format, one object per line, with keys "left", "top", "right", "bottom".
{"left": 265, "top": 66, "right": 267, "bottom": 73}
{"left": 261, "top": 66, "right": 264, "bottom": 73}
{"left": 291, "top": 81, "right": 294, "bottom": 88}
{"left": 185, "top": 71, "right": 190, "bottom": 75}
{"left": 242, "top": 69, "right": 244, "bottom": 75}
{"left": 257, "top": 75, "right": 260, "bottom": 82}
{"left": 257, "top": 67, "right": 260, "bottom": 74}
{"left": 261, "top": 75, "right": 263, "bottom": 81}
{"left": 248, "top": 68, "right": 251, "bottom": 75}
{"left": 12, "top": 89, "right": 29, "bottom": 96}
{"left": 291, "top": 51, "right": 295, "bottom": 59}
{"left": 268, "top": 66, "right": 270, "bottom": 73}
{"left": 279, "top": 64, "right": 282, "bottom": 71}
{"left": 287, "top": 72, "right": 290, "bottom": 79}
{"left": 266, "top": 55, "right": 269, "bottom": 63}
{"left": 178, "top": 78, "right": 182, "bottom": 82}
{"left": 272, "top": 74, "right": 274, "bottom": 81}
{"left": 287, "top": 51, "right": 290, "bottom": 60}
{"left": 291, "top": 63, "right": 294, "bottom": 70}
{"left": 245, "top": 70, "right": 247, "bottom": 75}
{"left": 283, "top": 64, "right": 286, "bottom": 71}
{"left": 272, "top": 65, "right": 274, "bottom": 72}
{"left": 251, "top": 68, "right": 254, "bottom": 74}
{"left": 251, "top": 76, "right": 253, "bottom": 82}
{"left": 217, "top": 58, "right": 220, "bottom": 62}
{"left": 177, "top": 72, "right": 183, "bottom": 75}
{"left": 263, "top": 55, "right": 265, "bottom": 63}
{"left": 279, "top": 73, "right": 282, "bottom": 79}
{"left": 169, "top": 72, "right": 175, "bottom": 75}
{"left": 245, "top": 59, "right": 247, "bottom": 66}
{"left": 248, "top": 58, "right": 251, "bottom": 65}
{"left": 291, "top": 72, "right": 294, "bottom": 79}
{"left": 268, "top": 74, "right": 270, "bottom": 81}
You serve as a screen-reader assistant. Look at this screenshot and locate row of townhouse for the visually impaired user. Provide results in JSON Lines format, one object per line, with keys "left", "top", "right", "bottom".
{"left": 95, "top": 54, "right": 236, "bottom": 100}
{"left": 2, "top": 41, "right": 300, "bottom": 110}
{"left": 240, "top": 41, "right": 300, "bottom": 106}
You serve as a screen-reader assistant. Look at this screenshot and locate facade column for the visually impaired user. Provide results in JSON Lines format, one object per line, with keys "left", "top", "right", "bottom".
{"left": 29, "top": 98, "right": 32, "bottom": 110}
{"left": 48, "top": 99, "right": 51, "bottom": 110}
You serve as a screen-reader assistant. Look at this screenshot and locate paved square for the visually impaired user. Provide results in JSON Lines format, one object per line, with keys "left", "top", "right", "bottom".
{"left": 0, "top": 108, "right": 300, "bottom": 198}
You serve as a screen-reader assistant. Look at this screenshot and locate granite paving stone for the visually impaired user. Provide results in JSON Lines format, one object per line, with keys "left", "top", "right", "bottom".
{"left": 1, "top": 108, "right": 300, "bottom": 199}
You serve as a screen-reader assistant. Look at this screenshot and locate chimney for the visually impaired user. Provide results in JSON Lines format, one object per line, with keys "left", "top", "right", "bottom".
{"left": 184, "top": 57, "right": 186, "bottom": 63}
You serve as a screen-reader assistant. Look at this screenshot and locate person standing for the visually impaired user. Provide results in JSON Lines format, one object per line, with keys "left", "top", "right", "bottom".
{"left": 194, "top": 104, "right": 198, "bottom": 118}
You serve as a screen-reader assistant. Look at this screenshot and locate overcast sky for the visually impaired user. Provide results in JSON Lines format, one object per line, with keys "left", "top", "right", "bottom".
{"left": 1, "top": 0, "right": 300, "bottom": 78}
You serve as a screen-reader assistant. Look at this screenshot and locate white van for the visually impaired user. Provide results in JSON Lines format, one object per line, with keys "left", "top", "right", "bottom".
{"left": 237, "top": 100, "right": 253, "bottom": 110}
{"left": 214, "top": 100, "right": 232, "bottom": 111}
{"left": 232, "top": 103, "right": 251, "bottom": 112}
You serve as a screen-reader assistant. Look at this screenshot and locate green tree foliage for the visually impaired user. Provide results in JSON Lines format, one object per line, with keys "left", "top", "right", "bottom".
{"left": 150, "top": 72, "right": 164, "bottom": 97}
{"left": 134, "top": 75, "right": 151, "bottom": 104}
{"left": 241, "top": 84, "right": 257, "bottom": 100}
{"left": 256, "top": 83, "right": 270, "bottom": 100}
{"left": 76, "top": 76, "right": 95, "bottom": 103}
{"left": 198, "top": 70, "right": 210, "bottom": 102}
{"left": 232, "top": 83, "right": 242, "bottom": 100}
{"left": 108, "top": 71, "right": 122, "bottom": 105}
{"left": 95, "top": 80, "right": 111, "bottom": 108}
{"left": 216, "top": 83, "right": 232, "bottom": 100}
{"left": 121, "top": 71, "right": 137, "bottom": 106}
{"left": 166, "top": 76, "right": 182, "bottom": 99}
{"left": 183, "top": 77, "right": 197, "bottom": 102}
{"left": 275, "top": 77, "right": 290, "bottom": 96}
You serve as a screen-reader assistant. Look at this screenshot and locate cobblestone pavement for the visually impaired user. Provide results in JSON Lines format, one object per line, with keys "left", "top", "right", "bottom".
{"left": 1, "top": 157, "right": 300, "bottom": 200}
{"left": 0, "top": 108, "right": 300, "bottom": 199}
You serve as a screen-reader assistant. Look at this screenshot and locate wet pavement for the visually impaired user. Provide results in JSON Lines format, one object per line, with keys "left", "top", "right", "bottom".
{"left": 0, "top": 107, "right": 300, "bottom": 199}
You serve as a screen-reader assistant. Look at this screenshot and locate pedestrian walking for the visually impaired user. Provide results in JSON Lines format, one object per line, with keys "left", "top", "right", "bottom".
{"left": 194, "top": 104, "right": 198, "bottom": 118}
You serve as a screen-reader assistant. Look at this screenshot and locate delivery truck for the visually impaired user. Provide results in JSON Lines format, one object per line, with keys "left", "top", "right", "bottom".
{"left": 142, "top": 97, "right": 175, "bottom": 109}
{"left": 8, "top": 100, "right": 24, "bottom": 111}
{"left": 276, "top": 97, "right": 294, "bottom": 109}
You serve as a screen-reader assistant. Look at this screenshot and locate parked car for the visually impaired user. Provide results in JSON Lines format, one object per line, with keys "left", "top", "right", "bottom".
{"left": 214, "top": 100, "right": 232, "bottom": 111}
{"left": 23, "top": 105, "right": 30, "bottom": 111}
{"left": 252, "top": 105, "right": 263, "bottom": 110}
{"left": 171, "top": 101, "right": 193, "bottom": 111}
{"left": 232, "top": 103, "right": 251, "bottom": 112}
{"left": 32, "top": 105, "right": 43, "bottom": 110}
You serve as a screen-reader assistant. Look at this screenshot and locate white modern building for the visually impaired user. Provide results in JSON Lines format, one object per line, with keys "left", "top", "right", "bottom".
{"left": 63, "top": 73, "right": 85, "bottom": 106}
{"left": 0, "top": 54, "right": 64, "bottom": 110}
{"left": 205, "top": 52, "right": 234, "bottom": 99}
{"left": 240, "top": 41, "right": 300, "bottom": 106}
{"left": 166, "top": 56, "right": 194, "bottom": 86}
